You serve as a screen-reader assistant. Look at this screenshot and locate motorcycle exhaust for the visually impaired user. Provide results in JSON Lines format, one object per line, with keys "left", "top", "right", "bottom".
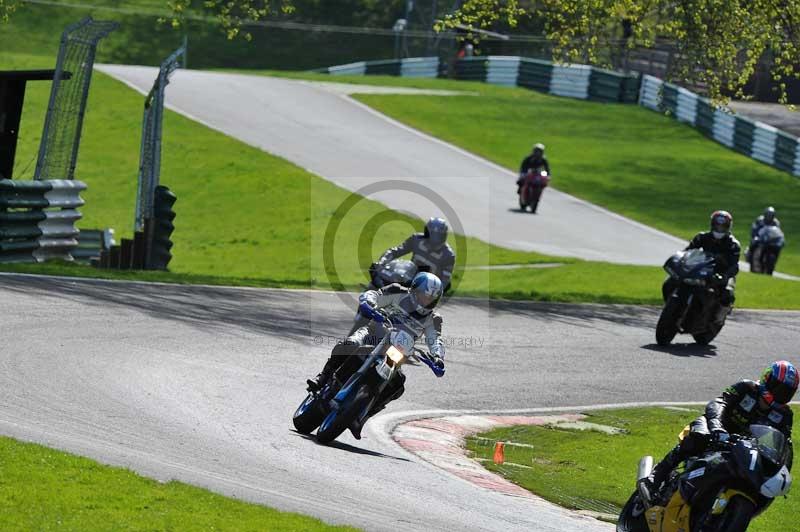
{"left": 638, "top": 456, "right": 654, "bottom": 481}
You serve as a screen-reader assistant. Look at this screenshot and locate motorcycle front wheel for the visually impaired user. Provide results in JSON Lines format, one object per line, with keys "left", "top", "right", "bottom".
{"left": 696, "top": 496, "right": 756, "bottom": 532}
{"left": 616, "top": 491, "right": 649, "bottom": 532}
{"left": 293, "top": 392, "right": 326, "bottom": 434}
{"left": 316, "top": 384, "right": 371, "bottom": 444}
{"left": 656, "top": 297, "right": 683, "bottom": 346}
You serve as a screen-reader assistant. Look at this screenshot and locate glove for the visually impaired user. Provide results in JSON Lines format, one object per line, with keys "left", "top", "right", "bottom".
{"left": 711, "top": 430, "right": 730, "bottom": 443}
{"left": 359, "top": 301, "right": 386, "bottom": 324}
{"left": 420, "top": 353, "right": 445, "bottom": 377}
{"left": 368, "top": 262, "right": 380, "bottom": 278}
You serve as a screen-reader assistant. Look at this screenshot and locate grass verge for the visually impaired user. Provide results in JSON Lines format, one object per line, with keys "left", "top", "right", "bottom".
{"left": 0, "top": 435, "right": 356, "bottom": 531}
{"left": 466, "top": 407, "right": 795, "bottom": 531}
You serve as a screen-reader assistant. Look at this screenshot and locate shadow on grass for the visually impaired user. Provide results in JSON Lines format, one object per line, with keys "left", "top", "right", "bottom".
{"left": 640, "top": 343, "right": 718, "bottom": 358}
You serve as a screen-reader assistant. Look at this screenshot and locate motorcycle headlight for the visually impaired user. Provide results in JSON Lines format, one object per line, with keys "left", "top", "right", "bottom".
{"left": 386, "top": 346, "right": 406, "bottom": 366}
{"left": 761, "top": 466, "right": 792, "bottom": 498}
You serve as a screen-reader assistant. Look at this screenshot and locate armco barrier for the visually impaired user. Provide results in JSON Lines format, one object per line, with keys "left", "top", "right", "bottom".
{"left": 0, "top": 179, "right": 85, "bottom": 262}
{"left": 636, "top": 74, "right": 800, "bottom": 176}
{"left": 550, "top": 64, "right": 591, "bottom": 99}
{"left": 486, "top": 56, "right": 520, "bottom": 86}
{"left": 400, "top": 57, "right": 440, "bottom": 78}
{"left": 316, "top": 57, "right": 800, "bottom": 177}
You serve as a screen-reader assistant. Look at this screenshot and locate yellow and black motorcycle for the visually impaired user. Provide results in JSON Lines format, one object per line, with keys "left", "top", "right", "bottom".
{"left": 617, "top": 425, "right": 792, "bottom": 532}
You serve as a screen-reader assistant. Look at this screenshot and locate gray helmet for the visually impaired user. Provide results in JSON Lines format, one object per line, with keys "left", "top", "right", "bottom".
{"left": 533, "top": 143, "right": 545, "bottom": 154}
{"left": 424, "top": 217, "right": 448, "bottom": 250}
{"left": 764, "top": 206, "right": 776, "bottom": 224}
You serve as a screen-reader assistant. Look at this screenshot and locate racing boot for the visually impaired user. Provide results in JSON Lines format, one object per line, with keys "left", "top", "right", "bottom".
{"left": 638, "top": 446, "right": 682, "bottom": 505}
{"left": 307, "top": 341, "right": 360, "bottom": 392}
{"left": 349, "top": 376, "right": 406, "bottom": 440}
{"left": 306, "top": 357, "right": 338, "bottom": 392}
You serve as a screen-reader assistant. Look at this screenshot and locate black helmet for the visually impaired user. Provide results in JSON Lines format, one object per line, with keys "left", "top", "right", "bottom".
{"left": 424, "top": 217, "right": 448, "bottom": 250}
{"left": 710, "top": 210, "right": 732, "bottom": 239}
{"left": 764, "top": 206, "right": 776, "bottom": 224}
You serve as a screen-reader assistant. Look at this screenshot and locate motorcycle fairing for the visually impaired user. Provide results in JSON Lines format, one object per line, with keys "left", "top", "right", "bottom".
{"left": 644, "top": 489, "right": 690, "bottom": 532}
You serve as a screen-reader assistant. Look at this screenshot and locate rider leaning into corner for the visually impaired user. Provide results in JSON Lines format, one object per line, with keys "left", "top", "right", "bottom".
{"left": 662, "top": 210, "right": 741, "bottom": 324}
{"left": 638, "top": 360, "right": 797, "bottom": 504}
{"left": 372, "top": 217, "right": 456, "bottom": 292}
{"left": 307, "top": 272, "right": 446, "bottom": 438}
{"left": 516, "top": 142, "right": 550, "bottom": 194}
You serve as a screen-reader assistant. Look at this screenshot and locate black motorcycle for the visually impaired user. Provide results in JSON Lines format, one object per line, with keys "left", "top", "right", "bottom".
{"left": 618, "top": 424, "right": 793, "bottom": 532}
{"left": 748, "top": 225, "right": 785, "bottom": 276}
{"left": 293, "top": 321, "right": 443, "bottom": 444}
{"left": 369, "top": 258, "right": 418, "bottom": 290}
{"left": 657, "top": 249, "right": 727, "bottom": 346}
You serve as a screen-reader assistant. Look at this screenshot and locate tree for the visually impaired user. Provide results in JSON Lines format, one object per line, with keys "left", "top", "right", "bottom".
{"left": 438, "top": 0, "right": 800, "bottom": 102}
{"left": 166, "top": 0, "right": 295, "bottom": 40}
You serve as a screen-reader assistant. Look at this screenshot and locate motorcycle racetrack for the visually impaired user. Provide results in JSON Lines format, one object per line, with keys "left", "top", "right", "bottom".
{"left": 2, "top": 274, "right": 798, "bottom": 531}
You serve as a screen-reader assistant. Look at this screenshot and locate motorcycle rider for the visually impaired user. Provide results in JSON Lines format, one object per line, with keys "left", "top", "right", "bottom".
{"left": 661, "top": 210, "right": 740, "bottom": 323}
{"left": 372, "top": 217, "right": 455, "bottom": 292}
{"left": 747, "top": 206, "right": 782, "bottom": 262}
{"left": 306, "top": 272, "right": 446, "bottom": 438}
{"left": 638, "top": 360, "right": 797, "bottom": 505}
{"left": 751, "top": 206, "right": 781, "bottom": 240}
{"left": 516, "top": 143, "right": 550, "bottom": 194}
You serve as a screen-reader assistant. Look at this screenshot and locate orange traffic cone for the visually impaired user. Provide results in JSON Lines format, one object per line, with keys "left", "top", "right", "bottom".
{"left": 493, "top": 441, "right": 505, "bottom": 464}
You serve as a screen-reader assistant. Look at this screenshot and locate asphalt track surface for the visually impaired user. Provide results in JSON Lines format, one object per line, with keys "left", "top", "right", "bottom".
{"left": 3, "top": 275, "right": 799, "bottom": 530}
{"left": 95, "top": 65, "right": 685, "bottom": 265}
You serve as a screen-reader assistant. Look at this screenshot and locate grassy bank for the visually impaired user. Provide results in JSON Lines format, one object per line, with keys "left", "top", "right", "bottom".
{"left": 0, "top": 435, "right": 356, "bottom": 531}
{"left": 3, "top": 52, "right": 800, "bottom": 309}
{"left": 467, "top": 407, "right": 795, "bottom": 531}
{"left": 251, "top": 71, "right": 800, "bottom": 276}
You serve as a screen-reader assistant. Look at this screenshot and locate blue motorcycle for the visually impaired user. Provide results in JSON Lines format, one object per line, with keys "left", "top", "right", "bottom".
{"left": 293, "top": 321, "right": 444, "bottom": 444}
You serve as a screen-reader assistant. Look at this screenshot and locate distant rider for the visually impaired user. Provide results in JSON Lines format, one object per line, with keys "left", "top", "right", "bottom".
{"left": 747, "top": 206, "right": 782, "bottom": 262}
{"left": 516, "top": 143, "right": 550, "bottom": 194}
{"left": 662, "top": 210, "right": 740, "bottom": 323}
{"left": 372, "top": 217, "right": 455, "bottom": 292}
{"left": 639, "top": 360, "right": 797, "bottom": 504}
{"left": 306, "top": 272, "right": 446, "bottom": 438}
{"left": 751, "top": 206, "right": 781, "bottom": 240}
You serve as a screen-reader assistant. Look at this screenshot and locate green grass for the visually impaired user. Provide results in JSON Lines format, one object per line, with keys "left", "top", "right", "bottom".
{"left": 467, "top": 407, "right": 796, "bottom": 531}
{"left": 3, "top": 51, "right": 800, "bottom": 309}
{"left": 270, "top": 73, "right": 800, "bottom": 276}
{"left": 0, "top": 435, "right": 356, "bottom": 531}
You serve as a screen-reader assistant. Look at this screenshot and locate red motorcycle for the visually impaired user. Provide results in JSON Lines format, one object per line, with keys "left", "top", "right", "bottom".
{"left": 518, "top": 167, "right": 550, "bottom": 213}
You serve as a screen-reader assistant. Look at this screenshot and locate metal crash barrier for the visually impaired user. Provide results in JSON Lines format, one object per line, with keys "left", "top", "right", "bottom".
{"left": 0, "top": 179, "right": 86, "bottom": 262}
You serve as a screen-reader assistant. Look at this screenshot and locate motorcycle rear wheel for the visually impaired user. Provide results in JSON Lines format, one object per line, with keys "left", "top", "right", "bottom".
{"left": 616, "top": 491, "right": 649, "bottom": 532}
{"left": 293, "top": 392, "right": 326, "bottom": 435}
{"left": 656, "top": 298, "right": 682, "bottom": 346}
{"left": 316, "top": 385, "right": 371, "bottom": 444}
{"left": 696, "top": 496, "right": 756, "bottom": 532}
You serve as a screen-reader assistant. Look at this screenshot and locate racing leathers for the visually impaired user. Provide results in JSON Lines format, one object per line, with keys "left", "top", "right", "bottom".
{"left": 309, "top": 284, "right": 445, "bottom": 430}
{"left": 748, "top": 215, "right": 783, "bottom": 263}
{"left": 516, "top": 155, "right": 550, "bottom": 193}
{"left": 640, "top": 380, "right": 794, "bottom": 502}
{"left": 377, "top": 233, "right": 455, "bottom": 291}
{"left": 662, "top": 231, "right": 741, "bottom": 316}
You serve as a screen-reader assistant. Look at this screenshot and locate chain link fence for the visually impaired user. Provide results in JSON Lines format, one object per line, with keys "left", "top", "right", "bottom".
{"left": 34, "top": 17, "right": 118, "bottom": 181}
{"left": 135, "top": 46, "right": 185, "bottom": 233}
